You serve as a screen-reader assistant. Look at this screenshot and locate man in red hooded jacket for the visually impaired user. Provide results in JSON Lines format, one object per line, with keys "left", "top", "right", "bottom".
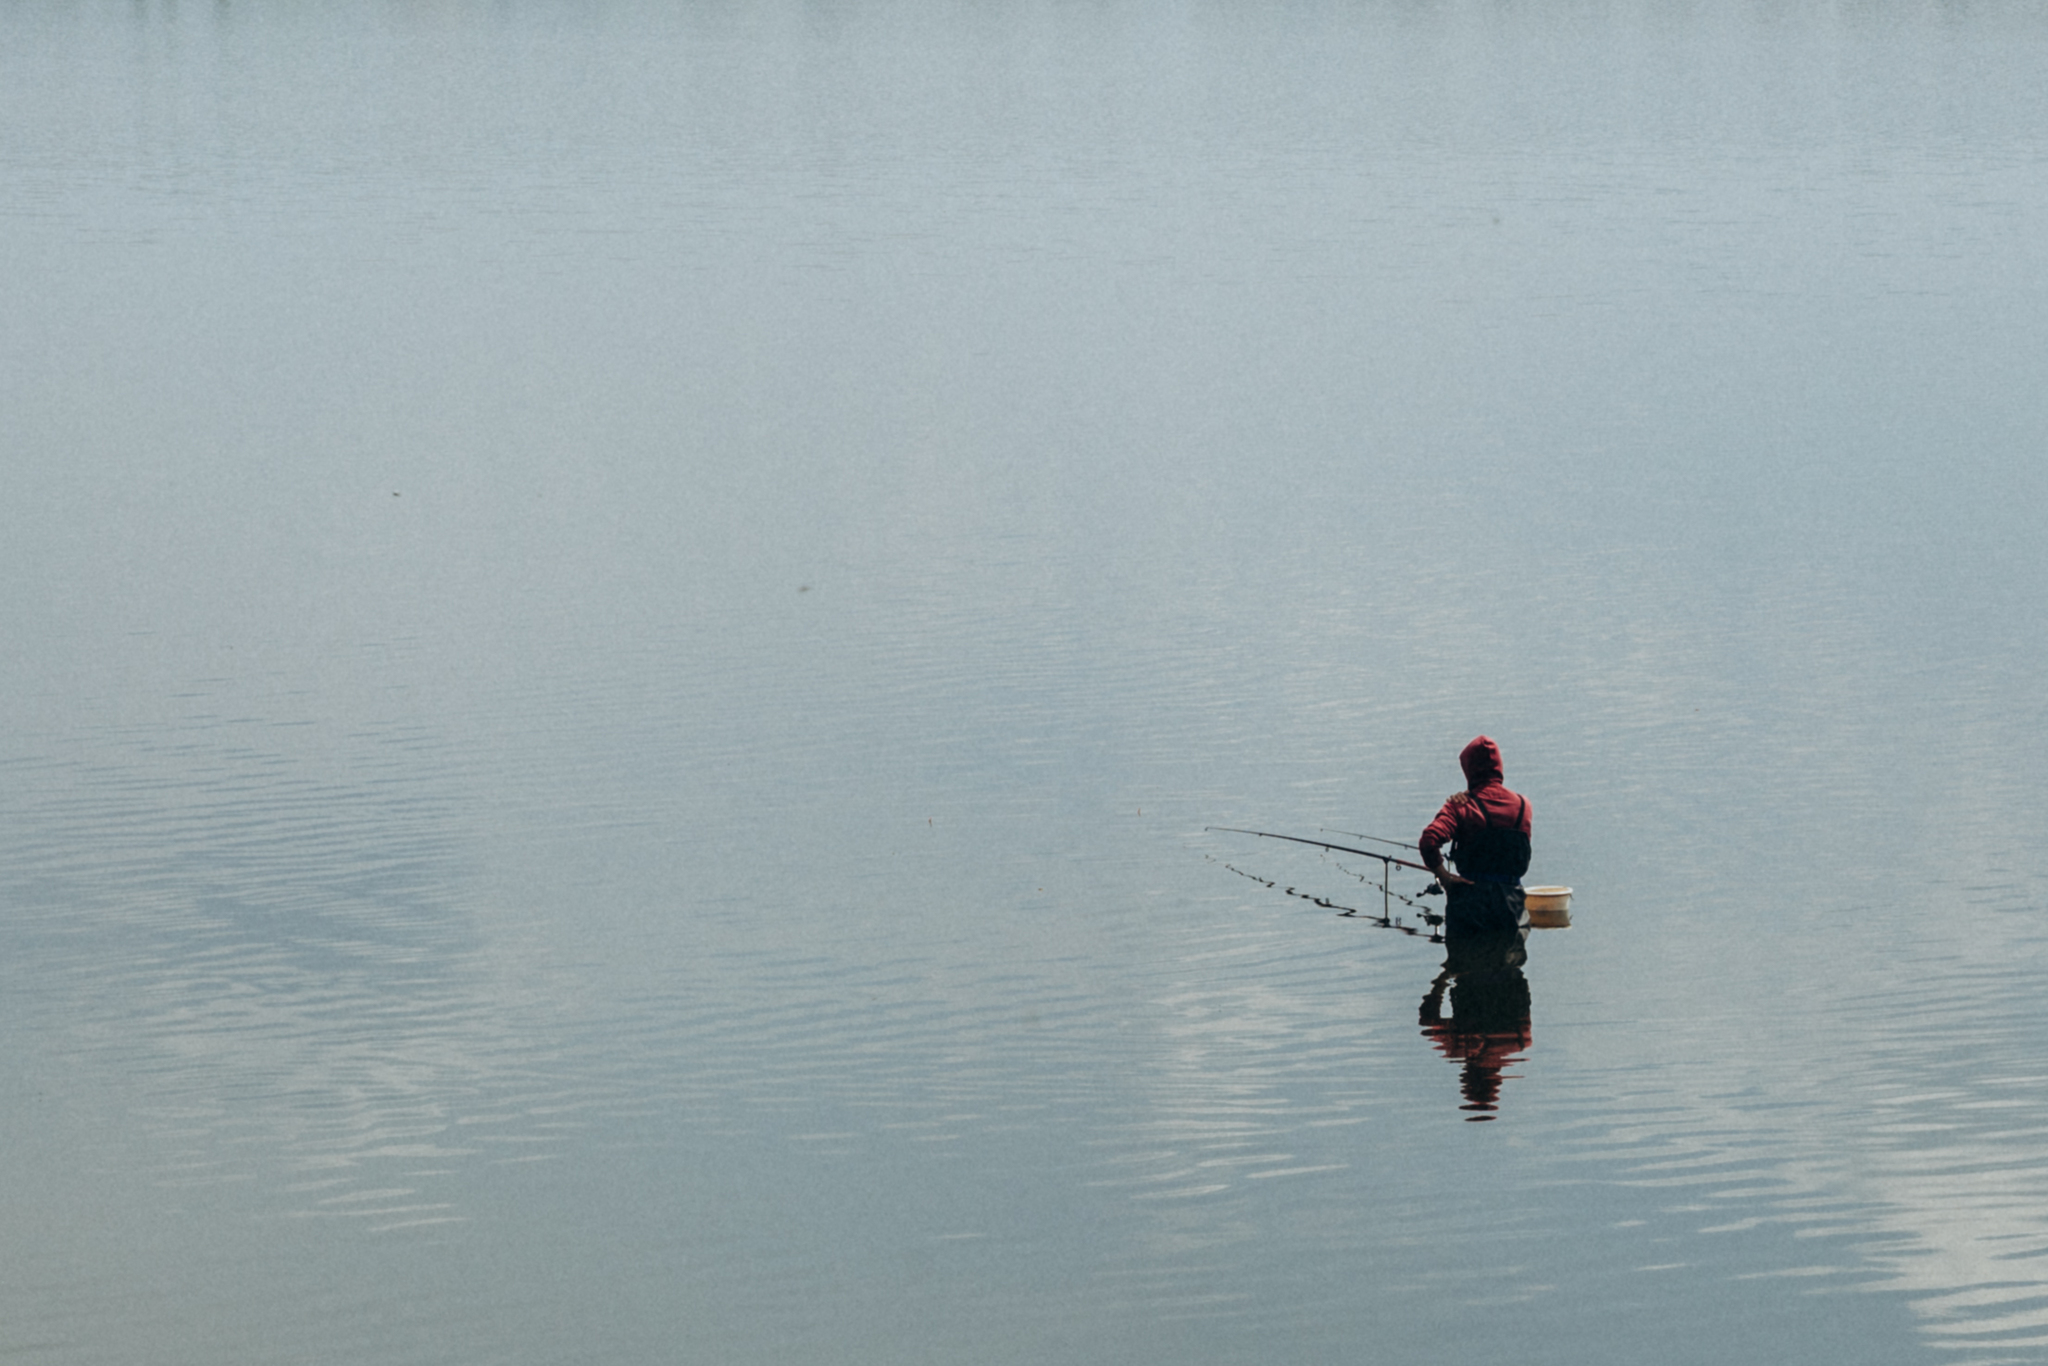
{"left": 1419, "top": 735, "right": 1532, "bottom": 938}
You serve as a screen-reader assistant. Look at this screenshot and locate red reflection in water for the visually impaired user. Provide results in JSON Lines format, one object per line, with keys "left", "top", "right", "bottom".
{"left": 1419, "top": 934, "right": 1532, "bottom": 1121}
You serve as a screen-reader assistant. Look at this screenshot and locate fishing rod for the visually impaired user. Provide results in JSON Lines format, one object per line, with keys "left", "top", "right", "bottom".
{"left": 1318, "top": 827, "right": 1419, "bottom": 852}
{"left": 1206, "top": 827, "right": 1435, "bottom": 874}
{"left": 1207, "top": 826, "right": 1444, "bottom": 922}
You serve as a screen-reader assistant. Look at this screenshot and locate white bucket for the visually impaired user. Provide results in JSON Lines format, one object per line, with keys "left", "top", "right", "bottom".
{"left": 1524, "top": 885, "right": 1572, "bottom": 928}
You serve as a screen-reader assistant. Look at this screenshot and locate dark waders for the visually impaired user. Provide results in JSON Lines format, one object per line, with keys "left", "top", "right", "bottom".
{"left": 1445, "top": 879, "right": 1527, "bottom": 939}
{"left": 1444, "top": 794, "right": 1531, "bottom": 940}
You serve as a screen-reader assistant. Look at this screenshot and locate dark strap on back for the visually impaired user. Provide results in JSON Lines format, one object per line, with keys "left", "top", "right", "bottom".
{"left": 1452, "top": 790, "right": 1530, "bottom": 881}
{"left": 1469, "top": 791, "right": 1526, "bottom": 832}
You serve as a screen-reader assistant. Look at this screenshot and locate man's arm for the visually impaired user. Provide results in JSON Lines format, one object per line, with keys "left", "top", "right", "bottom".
{"left": 1419, "top": 796, "right": 1472, "bottom": 884}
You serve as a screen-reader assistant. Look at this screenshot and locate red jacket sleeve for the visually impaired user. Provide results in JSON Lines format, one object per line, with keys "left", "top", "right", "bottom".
{"left": 1418, "top": 795, "right": 1469, "bottom": 874}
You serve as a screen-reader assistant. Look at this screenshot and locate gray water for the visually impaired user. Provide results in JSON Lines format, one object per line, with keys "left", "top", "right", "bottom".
{"left": 6, "top": 1, "right": 2048, "bottom": 1361}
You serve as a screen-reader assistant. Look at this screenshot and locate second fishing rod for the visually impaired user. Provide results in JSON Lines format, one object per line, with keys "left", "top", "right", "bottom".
{"left": 1206, "top": 826, "right": 1443, "bottom": 921}
{"left": 1206, "top": 826, "right": 1433, "bottom": 873}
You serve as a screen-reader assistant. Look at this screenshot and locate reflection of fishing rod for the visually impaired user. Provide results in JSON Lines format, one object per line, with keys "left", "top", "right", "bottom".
{"left": 1318, "top": 827, "right": 1419, "bottom": 851}
{"left": 1206, "top": 827, "right": 1434, "bottom": 874}
{"left": 1209, "top": 857, "right": 1442, "bottom": 941}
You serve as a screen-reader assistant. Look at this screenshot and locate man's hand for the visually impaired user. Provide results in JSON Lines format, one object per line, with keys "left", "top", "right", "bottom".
{"left": 1435, "top": 870, "right": 1472, "bottom": 887}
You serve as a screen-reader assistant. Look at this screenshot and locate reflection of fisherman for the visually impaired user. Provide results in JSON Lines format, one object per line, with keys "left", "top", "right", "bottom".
{"left": 1419, "top": 934, "right": 1532, "bottom": 1120}
{"left": 1419, "top": 735, "right": 1532, "bottom": 939}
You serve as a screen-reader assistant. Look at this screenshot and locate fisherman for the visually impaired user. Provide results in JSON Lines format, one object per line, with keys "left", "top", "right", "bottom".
{"left": 1419, "top": 735, "right": 1532, "bottom": 939}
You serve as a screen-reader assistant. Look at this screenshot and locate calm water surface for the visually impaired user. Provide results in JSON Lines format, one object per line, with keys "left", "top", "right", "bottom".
{"left": 5, "top": 1, "right": 2048, "bottom": 1361}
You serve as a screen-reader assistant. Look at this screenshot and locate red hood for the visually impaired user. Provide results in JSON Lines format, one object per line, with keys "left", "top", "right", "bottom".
{"left": 1459, "top": 736, "right": 1503, "bottom": 790}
